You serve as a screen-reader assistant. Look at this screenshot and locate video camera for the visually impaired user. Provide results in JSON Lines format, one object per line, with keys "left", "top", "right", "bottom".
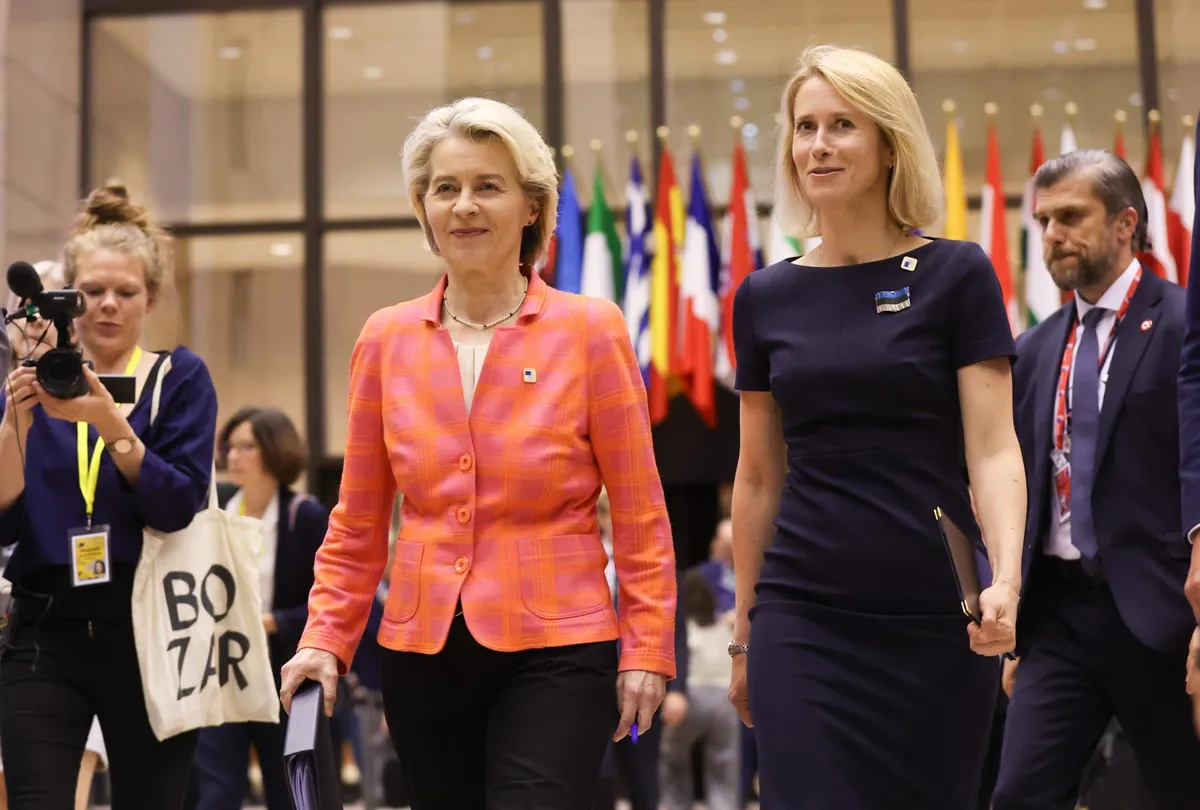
{"left": 4, "top": 261, "right": 89, "bottom": 398}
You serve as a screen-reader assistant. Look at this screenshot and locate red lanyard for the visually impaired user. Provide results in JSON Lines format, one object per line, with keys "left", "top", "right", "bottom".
{"left": 1052, "top": 267, "right": 1141, "bottom": 452}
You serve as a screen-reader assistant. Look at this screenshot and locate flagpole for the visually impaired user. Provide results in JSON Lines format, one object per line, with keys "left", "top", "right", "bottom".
{"left": 1115, "top": 109, "right": 1127, "bottom": 157}
{"left": 1017, "top": 103, "right": 1043, "bottom": 326}
{"left": 626, "top": 129, "right": 640, "bottom": 163}
{"left": 731, "top": 115, "right": 743, "bottom": 144}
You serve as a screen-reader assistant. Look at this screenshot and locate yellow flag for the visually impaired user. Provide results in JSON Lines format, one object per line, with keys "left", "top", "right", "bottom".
{"left": 943, "top": 115, "right": 967, "bottom": 240}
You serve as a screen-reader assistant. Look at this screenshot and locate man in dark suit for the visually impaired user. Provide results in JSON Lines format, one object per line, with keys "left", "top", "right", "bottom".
{"left": 1175, "top": 113, "right": 1200, "bottom": 726}
{"left": 994, "top": 149, "right": 1200, "bottom": 810}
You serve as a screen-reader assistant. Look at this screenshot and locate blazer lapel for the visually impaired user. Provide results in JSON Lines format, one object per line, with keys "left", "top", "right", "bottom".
{"left": 1094, "top": 270, "right": 1163, "bottom": 470}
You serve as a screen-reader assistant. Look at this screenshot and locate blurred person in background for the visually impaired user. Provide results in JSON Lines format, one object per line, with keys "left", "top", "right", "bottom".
{"left": 659, "top": 569, "right": 739, "bottom": 810}
{"left": 729, "top": 45, "right": 1023, "bottom": 809}
{"left": 0, "top": 182, "right": 218, "bottom": 808}
{"left": 190, "top": 406, "right": 328, "bottom": 810}
{"left": 279, "top": 96, "right": 678, "bottom": 810}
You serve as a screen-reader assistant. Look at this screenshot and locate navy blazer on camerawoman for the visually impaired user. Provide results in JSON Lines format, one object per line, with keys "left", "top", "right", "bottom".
{"left": 1012, "top": 267, "right": 1194, "bottom": 655}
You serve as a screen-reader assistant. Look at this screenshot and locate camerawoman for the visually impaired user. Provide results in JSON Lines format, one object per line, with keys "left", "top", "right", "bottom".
{"left": 0, "top": 182, "right": 219, "bottom": 808}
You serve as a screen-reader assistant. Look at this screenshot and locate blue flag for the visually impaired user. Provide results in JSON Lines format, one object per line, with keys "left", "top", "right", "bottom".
{"left": 553, "top": 169, "right": 584, "bottom": 293}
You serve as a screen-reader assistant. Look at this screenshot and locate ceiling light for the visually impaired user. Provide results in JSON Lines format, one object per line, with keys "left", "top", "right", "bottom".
{"left": 730, "top": 78, "right": 745, "bottom": 93}
{"left": 328, "top": 27, "right": 354, "bottom": 40}
{"left": 362, "top": 66, "right": 383, "bottom": 80}
{"left": 952, "top": 40, "right": 968, "bottom": 54}
{"left": 477, "top": 45, "right": 494, "bottom": 60}
{"left": 734, "top": 97, "right": 750, "bottom": 111}
{"left": 1083, "top": 0, "right": 1107, "bottom": 9}
{"left": 715, "top": 49, "right": 737, "bottom": 66}
{"left": 1044, "top": 87, "right": 1061, "bottom": 101}
{"left": 702, "top": 11, "right": 728, "bottom": 25}
{"left": 742, "top": 123, "right": 758, "bottom": 139}
{"left": 455, "top": 10, "right": 474, "bottom": 24}
{"left": 1073, "top": 37, "right": 1097, "bottom": 51}
{"left": 269, "top": 243, "right": 294, "bottom": 258}
{"left": 1052, "top": 40, "right": 1069, "bottom": 54}
{"left": 713, "top": 28, "right": 728, "bottom": 43}
{"left": 1128, "top": 92, "right": 1143, "bottom": 107}
{"left": 219, "top": 45, "right": 243, "bottom": 60}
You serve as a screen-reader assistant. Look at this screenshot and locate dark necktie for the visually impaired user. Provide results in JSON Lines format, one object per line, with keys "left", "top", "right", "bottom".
{"left": 1070, "top": 307, "right": 1106, "bottom": 559}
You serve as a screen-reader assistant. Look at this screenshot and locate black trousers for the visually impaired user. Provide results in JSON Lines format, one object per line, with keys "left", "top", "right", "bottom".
{"left": 0, "top": 595, "right": 198, "bottom": 810}
{"left": 380, "top": 611, "right": 618, "bottom": 810}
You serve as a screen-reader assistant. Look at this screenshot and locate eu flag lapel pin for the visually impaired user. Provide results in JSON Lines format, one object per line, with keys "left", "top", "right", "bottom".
{"left": 523, "top": 368, "right": 537, "bottom": 383}
{"left": 875, "top": 287, "right": 912, "bottom": 314}
{"left": 901, "top": 256, "right": 918, "bottom": 272}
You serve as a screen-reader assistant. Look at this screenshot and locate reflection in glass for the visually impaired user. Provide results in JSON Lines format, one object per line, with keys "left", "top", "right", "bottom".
{"left": 911, "top": 0, "right": 1142, "bottom": 206}
{"left": 564, "top": 0, "right": 650, "bottom": 209}
{"left": 90, "top": 11, "right": 303, "bottom": 224}
{"left": 175, "top": 234, "right": 307, "bottom": 444}
{"left": 666, "top": 0, "right": 894, "bottom": 204}
{"left": 324, "top": 3, "right": 545, "bottom": 219}
{"left": 323, "top": 230, "right": 444, "bottom": 453}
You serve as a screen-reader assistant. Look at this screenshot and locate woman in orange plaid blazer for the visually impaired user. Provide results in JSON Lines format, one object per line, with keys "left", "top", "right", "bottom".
{"left": 279, "top": 97, "right": 678, "bottom": 809}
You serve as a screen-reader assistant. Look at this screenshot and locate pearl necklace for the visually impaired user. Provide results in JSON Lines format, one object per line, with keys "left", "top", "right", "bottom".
{"left": 442, "top": 275, "right": 529, "bottom": 331}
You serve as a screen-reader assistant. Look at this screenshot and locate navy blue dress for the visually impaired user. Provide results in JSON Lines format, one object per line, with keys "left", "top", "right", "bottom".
{"left": 732, "top": 239, "right": 1014, "bottom": 810}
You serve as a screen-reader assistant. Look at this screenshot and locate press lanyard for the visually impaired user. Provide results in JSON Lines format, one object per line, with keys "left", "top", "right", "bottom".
{"left": 1051, "top": 267, "right": 1141, "bottom": 453}
{"left": 77, "top": 347, "right": 143, "bottom": 526}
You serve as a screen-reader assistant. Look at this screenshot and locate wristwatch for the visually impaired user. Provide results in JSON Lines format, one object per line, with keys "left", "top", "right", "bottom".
{"left": 728, "top": 641, "right": 749, "bottom": 658}
{"left": 109, "top": 437, "right": 136, "bottom": 455}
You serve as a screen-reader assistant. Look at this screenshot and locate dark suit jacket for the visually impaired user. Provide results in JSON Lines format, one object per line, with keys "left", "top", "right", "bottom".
{"left": 1012, "top": 267, "right": 1193, "bottom": 654}
{"left": 216, "top": 481, "right": 329, "bottom": 678}
{"left": 1176, "top": 115, "right": 1200, "bottom": 539}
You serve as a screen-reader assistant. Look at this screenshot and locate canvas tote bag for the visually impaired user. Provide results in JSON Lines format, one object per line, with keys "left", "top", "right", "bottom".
{"left": 131, "top": 355, "right": 280, "bottom": 740}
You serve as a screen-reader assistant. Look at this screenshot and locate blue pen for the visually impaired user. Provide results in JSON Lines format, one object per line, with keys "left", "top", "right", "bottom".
{"left": 631, "top": 721, "right": 638, "bottom": 743}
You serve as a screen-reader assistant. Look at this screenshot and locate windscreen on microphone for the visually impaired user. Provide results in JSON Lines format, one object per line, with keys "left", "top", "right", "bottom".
{"left": 6, "top": 261, "right": 43, "bottom": 301}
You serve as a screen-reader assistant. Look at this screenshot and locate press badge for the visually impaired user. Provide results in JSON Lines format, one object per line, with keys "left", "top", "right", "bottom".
{"left": 69, "top": 525, "right": 112, "bottom": 587}
{"left": 1051, "top": 450, "right": 1071, "bottom": 524}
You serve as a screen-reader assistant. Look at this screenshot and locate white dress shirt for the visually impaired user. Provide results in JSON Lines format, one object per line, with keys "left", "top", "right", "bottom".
{"left": 1045, "top": 259, "right": 1140, "bottom": 559}
{"left": 227, "top": 489, "right": 280, "bottom": 611}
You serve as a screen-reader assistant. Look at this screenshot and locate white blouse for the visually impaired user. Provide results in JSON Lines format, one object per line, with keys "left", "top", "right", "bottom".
{"left": 453, "top": 336, "right": 493, "bottom": 414}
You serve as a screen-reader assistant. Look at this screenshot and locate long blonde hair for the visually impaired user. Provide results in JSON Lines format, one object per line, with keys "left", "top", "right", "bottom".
{"left": 774, "top": 45, "right": 943, "bottom": 240}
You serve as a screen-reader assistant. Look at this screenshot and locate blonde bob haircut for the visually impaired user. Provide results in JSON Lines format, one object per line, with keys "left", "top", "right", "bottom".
{"left": 402, "top": 97, "right": 559, "bottom": 267}
{"left": 774, "top": 45, "right": 942, "bottom": 240}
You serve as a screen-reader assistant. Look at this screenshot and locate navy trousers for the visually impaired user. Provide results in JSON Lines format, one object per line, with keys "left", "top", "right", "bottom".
{"left": 192, "top": 713, "right": 292, "bottom": 810}
{"left": 994, "top": 565, "right": 1200, "bottom": 810}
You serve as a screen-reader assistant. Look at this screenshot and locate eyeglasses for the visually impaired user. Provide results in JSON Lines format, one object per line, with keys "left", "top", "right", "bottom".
{"left": 223, "top": 441, "right": 259, "bottom": 455}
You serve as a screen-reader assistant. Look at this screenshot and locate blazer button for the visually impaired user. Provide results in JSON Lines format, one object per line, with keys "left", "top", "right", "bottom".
{"left": 456, "top": 506, "right": 471, "bottom": 524}
{"left": 458, "top": 453, "right": 473, "bottom": 472}
{"left": 454, "top": 556, "right": 469, "bottom": 574}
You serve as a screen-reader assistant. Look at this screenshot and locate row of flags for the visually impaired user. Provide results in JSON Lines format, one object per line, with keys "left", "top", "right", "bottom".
{"left": 942, "top": 105, "right": 1195, "bottom": 330}
{"left": 540, "top": 108, "right": 1198, "bottom": 430}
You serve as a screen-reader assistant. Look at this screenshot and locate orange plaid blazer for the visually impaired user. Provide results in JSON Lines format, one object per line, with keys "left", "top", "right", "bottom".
{"left": 300, "top": 270, "right": 677, "bottom": 678}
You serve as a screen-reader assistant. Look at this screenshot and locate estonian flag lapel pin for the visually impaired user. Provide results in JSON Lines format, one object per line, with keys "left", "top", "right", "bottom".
{"left": 875, "top": 287, "right": 912, "bottom": 314}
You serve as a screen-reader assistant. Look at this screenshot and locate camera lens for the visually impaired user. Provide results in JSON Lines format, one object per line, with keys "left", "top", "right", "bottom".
{"left": 36, "top": 348, "right": 87, "bottom": 399}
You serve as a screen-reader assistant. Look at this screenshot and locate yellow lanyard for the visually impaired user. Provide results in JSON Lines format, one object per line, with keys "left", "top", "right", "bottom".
{"left": 77, "top": 347, "right": 143, "bottom": 525}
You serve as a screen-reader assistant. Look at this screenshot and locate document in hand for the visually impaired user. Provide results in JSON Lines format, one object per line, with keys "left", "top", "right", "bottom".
{"left": 934, "top": 506, "right": 982, "bottom": 624}
{"left": 284, "top": 681, "right": 343, "bottom": 810}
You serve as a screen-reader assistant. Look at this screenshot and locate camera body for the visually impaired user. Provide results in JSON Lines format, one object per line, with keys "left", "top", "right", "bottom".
{"left": 19, "top": 289, "right": 89, "bottom": 399}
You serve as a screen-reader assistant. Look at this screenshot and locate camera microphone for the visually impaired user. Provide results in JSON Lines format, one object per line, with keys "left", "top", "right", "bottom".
{"left": 6, "top": 261, "right": 43, "bottom": 302}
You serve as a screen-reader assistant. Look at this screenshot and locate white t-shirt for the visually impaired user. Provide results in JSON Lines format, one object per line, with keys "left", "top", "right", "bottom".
{"left": 226, "top": 489, "right": 280, "bottom": 612}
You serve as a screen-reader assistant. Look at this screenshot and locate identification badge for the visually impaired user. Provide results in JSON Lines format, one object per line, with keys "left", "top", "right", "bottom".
{"left": 69, "top": 525, "right": 111, "bottom": 587}
{"left": 1050, "top": 450, "right": 1071, "bottom": 524}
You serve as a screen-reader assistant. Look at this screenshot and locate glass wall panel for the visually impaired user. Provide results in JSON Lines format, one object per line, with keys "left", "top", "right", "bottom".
{"left": 89, "top": 11, "right": 304, "bottom": 224}
{"left": 324, "top": 3, "right": 545, "bottom": 220}
{"left": 911, "top": 0, "right": 1142, "bottom": 236}
{"left": 564, "top": 0, "right": 650, "bottom": 210}
{"left": 173, "top": 233, "right": 307, "bottom": 448}
{"left": 666, "top": 0, "right": 894, "bottom": 205}
{"left": 1156, "top": 0, "right": 1200, "bottom": 182}
{"left": 323, "top": 230, "right": 444, "bottom": 454}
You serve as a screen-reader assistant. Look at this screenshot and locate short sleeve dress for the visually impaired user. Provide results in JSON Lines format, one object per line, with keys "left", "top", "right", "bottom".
{"left": 733, "top": 239, "right": 1016, "bottom": 810}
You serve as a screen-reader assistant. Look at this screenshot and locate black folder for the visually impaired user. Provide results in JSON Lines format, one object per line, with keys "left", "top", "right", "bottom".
{"left": 283, "top": 681, "right": 343, "bottom": 810}
{"left": 934, "top": 506, "right": 982, "bottom": 624}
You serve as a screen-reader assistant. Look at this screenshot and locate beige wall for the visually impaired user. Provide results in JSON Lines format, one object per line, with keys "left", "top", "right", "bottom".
{"left": 3, "top": 0, "right": 81, "bottom": 266}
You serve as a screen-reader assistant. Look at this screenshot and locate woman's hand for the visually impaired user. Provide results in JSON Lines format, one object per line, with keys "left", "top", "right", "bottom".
{"left": 613, "top": 670, "right": 666, "bottom": 742}
{"left": 35, "top": 365, "right": 116, "bottom": 426}
{"left": 968, "top": 579, "right": 1018, "bottom": 657}
{"left": 3, "top": 366, "right": 39, "bottom": 431}
{"left": 729, "top": 653, "right": 752, "bottom": 727}
{"left": 280, "top": 647, "right": 340, "bottom": 717}
{"left": 6, "top": 319, "right": 56, "bottom": 363}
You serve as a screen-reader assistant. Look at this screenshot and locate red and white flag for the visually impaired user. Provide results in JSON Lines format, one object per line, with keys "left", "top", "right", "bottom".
{"left": 1169, "top": 123, "right": 1195, "bottom": 286}
{"left": 1140, "top": 123, "right": 1178, "bottom": 283}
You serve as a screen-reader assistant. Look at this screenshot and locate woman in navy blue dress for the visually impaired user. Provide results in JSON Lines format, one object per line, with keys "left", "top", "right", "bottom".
{"left": 728, "top": 46, "right": 1027, "bottom": 809}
